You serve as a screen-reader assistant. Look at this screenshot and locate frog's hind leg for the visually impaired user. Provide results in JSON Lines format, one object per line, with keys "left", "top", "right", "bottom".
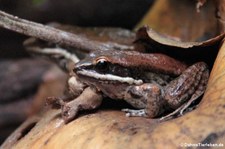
{"left": 179, "top": 64, "right": 209, "bottom": 114}
{"left": 160, "top": 62, "right": 209, "bottom": 121}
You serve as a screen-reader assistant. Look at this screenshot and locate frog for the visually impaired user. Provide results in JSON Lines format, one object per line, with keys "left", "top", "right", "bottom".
{"left": 56, "top": 49, "right": 209, "bottom": 123}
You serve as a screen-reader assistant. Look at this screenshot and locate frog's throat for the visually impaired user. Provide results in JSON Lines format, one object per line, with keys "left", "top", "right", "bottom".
{"left": 77, "top": 70, "right": 143, "bottom": 85}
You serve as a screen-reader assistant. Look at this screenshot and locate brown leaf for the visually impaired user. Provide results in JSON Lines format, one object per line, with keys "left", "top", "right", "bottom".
{"left": 136, "top": 0, "right": 218, "bottom": 42}
{"left": 135, "top": 26, "right": 225, "bottom": 68}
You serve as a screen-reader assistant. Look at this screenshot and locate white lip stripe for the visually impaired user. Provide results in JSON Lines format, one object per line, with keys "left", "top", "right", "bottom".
{"left": 77, "top": 70, "right": 143, "bottom": 85}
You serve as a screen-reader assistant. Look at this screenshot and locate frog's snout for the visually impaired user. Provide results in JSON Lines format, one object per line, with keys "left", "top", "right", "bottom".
{"left": 73, "top": 61, "right": 92, "bottom": 73}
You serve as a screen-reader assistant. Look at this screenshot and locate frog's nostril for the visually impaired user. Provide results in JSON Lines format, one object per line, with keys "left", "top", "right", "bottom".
{"left": 73, "top": 64, "right": 81, "bottom": 72}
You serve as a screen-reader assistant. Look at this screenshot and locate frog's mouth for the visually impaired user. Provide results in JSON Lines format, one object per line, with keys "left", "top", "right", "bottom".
{"left": 76, "top": 69, "right": 143, "bottom": 85}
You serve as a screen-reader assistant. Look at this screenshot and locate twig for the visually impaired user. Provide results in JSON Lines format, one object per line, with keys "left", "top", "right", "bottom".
{"left": 0, "top": 10, "right": 113, "bottom": 52}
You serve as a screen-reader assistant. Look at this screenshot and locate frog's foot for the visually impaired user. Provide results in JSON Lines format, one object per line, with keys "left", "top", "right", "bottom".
{"left": 46, "top": 93, "right": 78, "bottom": 109}
{"left": 62, "top": 87, "right": 103, "bottom": 123}
{"left": 160, "top": 94, "right": 202, "bottom": 121}
{"left": 159, "top": 88, "right": 203, "bottom": 121}
{"left": 62, "top": 101, "right": 79, "bottom": 123}
{"left": 122, "top": 109, "right": 147, "bottom": 117}
{"left": 159, "top": 105, "right": 186, "bottom": 121}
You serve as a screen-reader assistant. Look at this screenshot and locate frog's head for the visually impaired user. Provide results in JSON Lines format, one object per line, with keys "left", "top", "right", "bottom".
{"left": 73, "top": 50, "right": 143, "bottom": 86}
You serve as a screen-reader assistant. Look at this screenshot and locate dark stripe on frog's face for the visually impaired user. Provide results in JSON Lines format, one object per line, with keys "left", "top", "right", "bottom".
{"left": 74, "top": 56, "right": 143, "bottom": 85}
{"left": 75, "top": 56, "right": 136, "bottom": 77}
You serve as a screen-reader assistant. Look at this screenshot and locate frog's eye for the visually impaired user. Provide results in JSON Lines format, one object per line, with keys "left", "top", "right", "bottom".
{"left": 95, "top": 58, "right": 109, "bottom": 72}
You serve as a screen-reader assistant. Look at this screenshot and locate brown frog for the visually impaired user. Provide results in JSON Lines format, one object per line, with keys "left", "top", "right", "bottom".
{"left": 57, "top": 49, "right": 209, "bottom": 122}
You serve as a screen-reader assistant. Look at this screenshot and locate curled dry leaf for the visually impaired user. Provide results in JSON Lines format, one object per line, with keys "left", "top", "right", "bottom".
{"left": 136, "top": 0, "right": 218, "bottom": 42}
{"left": 135, "top": 26, "right": 225, "bottom": 68}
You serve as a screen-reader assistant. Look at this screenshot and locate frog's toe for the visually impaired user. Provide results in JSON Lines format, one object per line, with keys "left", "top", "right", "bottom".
{"left": 122, "top": 109, "right": 147, "bottom": 117}
{"left": 61, "top": 104, "right": 78, "bottom": 123}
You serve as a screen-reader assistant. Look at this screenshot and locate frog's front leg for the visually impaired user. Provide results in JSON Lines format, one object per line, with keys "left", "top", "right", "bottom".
{"left": 46, "top": 74, "right": 87, "bottom": 108}
{"left": 48, "top": 75, "right": 103, "bottom": 123}
{"left": 123, "top": 62, "right": 209, "bottom": 119}
{"left": 62, "top": 87, "right": 103, "bottom": 123}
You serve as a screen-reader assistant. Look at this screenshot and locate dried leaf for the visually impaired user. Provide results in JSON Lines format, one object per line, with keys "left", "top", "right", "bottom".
{"left": 136, "top": 0, "right": 218, "bottom": 42}
{"left": 135, "top": 26, "right": 225, "bottom": 67}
